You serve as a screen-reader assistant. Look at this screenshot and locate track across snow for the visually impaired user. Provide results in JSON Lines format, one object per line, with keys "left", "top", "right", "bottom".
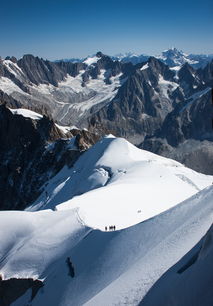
{"left": 28, "top": 136, "right": 212, "bottom": 230}
{"left": 9, "top": 186, "right": 213, "bottom": 306}
{"left": 0, "top": 136, "right": 212, "bottom": 305}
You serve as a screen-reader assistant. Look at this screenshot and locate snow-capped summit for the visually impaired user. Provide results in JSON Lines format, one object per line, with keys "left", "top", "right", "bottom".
{"left": 83, "top": 54, "right": 100, "bottom": 66}
{"left": 157, "top": 47, "right": 199, "bottom": 67}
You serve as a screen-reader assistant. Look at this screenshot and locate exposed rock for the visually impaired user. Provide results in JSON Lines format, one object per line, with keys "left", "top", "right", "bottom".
{"left": 0, "top": 105, "right": 100, "bottom": 210}
{"left": 88, "top": 57, "right": 177, "bottom": 144}
{"left": 141, "top": 89, "right": 213, "bottom": 174}
{"left": 0, "top": 277, "right": 43, "bottom": 306}
{"left": 0, "top": 90, "right": 22, "bottom": 108}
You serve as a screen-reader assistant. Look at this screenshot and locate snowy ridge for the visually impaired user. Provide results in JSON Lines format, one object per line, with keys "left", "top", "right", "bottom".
{"left": 9, "top": 108, "right": 43, "bottom": 120}
{"left": 0, "top": 136, "right": 212, "bottom": 305}
{"left": 0, "top": 208, "right": 89, "bottom": 280}
{"left": 28, "top": 136, "right": 212, "bottom": 230}
{"left": 5, "top": 186, "right": 213, "bottom": 306}
{"left": 3, "top": 60, "right": 24, "bottom": 78}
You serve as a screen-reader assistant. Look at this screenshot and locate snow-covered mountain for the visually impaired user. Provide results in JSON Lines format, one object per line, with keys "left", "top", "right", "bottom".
{"left": 0, "top": 135, "right": 212, "bottom": 305}
{"left": 0, "top": 52, "right": 128, "bottom": 126}
{"left": 28, "top": 136, "right": 212, "bottom": 224}
{"left": 56, "top": 48, "right": 213, "bottom": 68}
{"left": 0, "top": 51, "right": 213, "bottom": 175}
{"left": 156, "top": 47, "right": 199, "bottom": 67}
{"left": 114, "top": 48, "right": 213, "bottom": 68}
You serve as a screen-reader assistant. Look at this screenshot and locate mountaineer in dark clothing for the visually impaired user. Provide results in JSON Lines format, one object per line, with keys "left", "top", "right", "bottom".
{"left": 66, "top": 257, "right": 75, "bottom": 278}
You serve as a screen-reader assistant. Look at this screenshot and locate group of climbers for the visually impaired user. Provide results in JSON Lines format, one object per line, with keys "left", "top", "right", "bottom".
{"left": 105, "top": 225, "right": 116, "bottom": 231}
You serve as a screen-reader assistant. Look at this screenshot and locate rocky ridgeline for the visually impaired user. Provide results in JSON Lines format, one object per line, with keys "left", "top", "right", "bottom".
{"left": 0, "top": 105, "right": 100, "bottom": 210}
{"left": 0, "top": 51, "right": 212, "bottom": 175}
{"left": 88, "top": 58, "right": 211, "bottom": 139}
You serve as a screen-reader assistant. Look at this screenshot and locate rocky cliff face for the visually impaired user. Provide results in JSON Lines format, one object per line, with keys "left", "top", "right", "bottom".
{"left": 141, "top": 88, "right": 213, "bottom": 174}
{"left": 0, "top": 52, "right": 131, "bottom": 126}
{"left": 88, "top": 57, "right": 210, "bottom": 144}
{"left": 0, "top": 105, "right": 99, "bottom": 210}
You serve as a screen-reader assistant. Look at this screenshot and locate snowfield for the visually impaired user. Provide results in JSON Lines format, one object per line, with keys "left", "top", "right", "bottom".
{"left": 0, "top": 136, "right": 212, "bottom": 306}
{"left": 5, "top": 186, "right": 213, "bottom": 306}
{"left": 140, "top": 223, "right": 213, "bottom": 306}
{"left": 28, "top": 136, "right": 212, "bottom": 230}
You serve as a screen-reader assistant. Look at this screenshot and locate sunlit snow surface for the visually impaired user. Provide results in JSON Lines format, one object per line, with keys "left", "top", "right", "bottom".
{"left": 140, "top": 63, "right": 149, "bottom": 70}
{"left": 6, "top": 186, "right": 213, "bottom": 306}
{"left": 0, "top": 136, "right": 212, "bottom": 306}
{"left": 83, "top": 56, "right": 100, "bottom": 66}
{"left": 9, "top": 108, "right": 43, "bottom": 120}
{"left": 28, "top": 136, "right": 212, "bottom": 230}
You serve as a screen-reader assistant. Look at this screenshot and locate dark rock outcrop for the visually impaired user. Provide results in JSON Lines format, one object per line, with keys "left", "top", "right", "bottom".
{"left": 0, "top": 277, "right": 43, "bottom": 306}
{"left": 0, "top": 105, "right": 100, "bottom": 210}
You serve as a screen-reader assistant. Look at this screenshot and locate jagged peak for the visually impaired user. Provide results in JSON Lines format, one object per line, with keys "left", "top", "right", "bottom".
{"left": 96, "top": 51, "right": 104, "bottom": 58}
{"left": 4, "top": 56, "right": 17, "bottom": 63}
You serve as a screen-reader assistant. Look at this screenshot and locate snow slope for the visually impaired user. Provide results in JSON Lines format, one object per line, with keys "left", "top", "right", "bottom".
{"left": 0, "top": 209, "right": 89, "bottom": 280}
{"left": 140, "top": 225, "right": 213, "bottom": 306}
{"left": 0, "top": 136, "right": 212, "bottom": 305}
{"left": 28, "top": 136, "right": 212, "bottom": 230}
{"left": 7, "top": 186, "right": 213, "bottom": 306}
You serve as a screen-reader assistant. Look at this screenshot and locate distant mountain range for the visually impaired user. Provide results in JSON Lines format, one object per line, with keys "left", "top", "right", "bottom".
{"left": 0, "top": 49, "right": 212, "bottom": 176}
{"left": 55, "top": 48, "right": 213, "bottom": 68}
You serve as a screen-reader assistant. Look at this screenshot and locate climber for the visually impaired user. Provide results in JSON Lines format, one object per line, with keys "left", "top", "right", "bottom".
{"left": 66, "top": 257, "right": 75, "bottom": 278}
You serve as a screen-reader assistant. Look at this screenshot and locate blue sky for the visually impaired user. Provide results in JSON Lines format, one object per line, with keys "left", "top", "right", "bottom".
{"left": 1, "top": 0, "right": 213, "bottom": 59}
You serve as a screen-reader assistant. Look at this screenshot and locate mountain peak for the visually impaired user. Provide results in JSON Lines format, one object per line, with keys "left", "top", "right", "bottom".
{"left": 96, "top": 51, "right": 104, "bottom": 58}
